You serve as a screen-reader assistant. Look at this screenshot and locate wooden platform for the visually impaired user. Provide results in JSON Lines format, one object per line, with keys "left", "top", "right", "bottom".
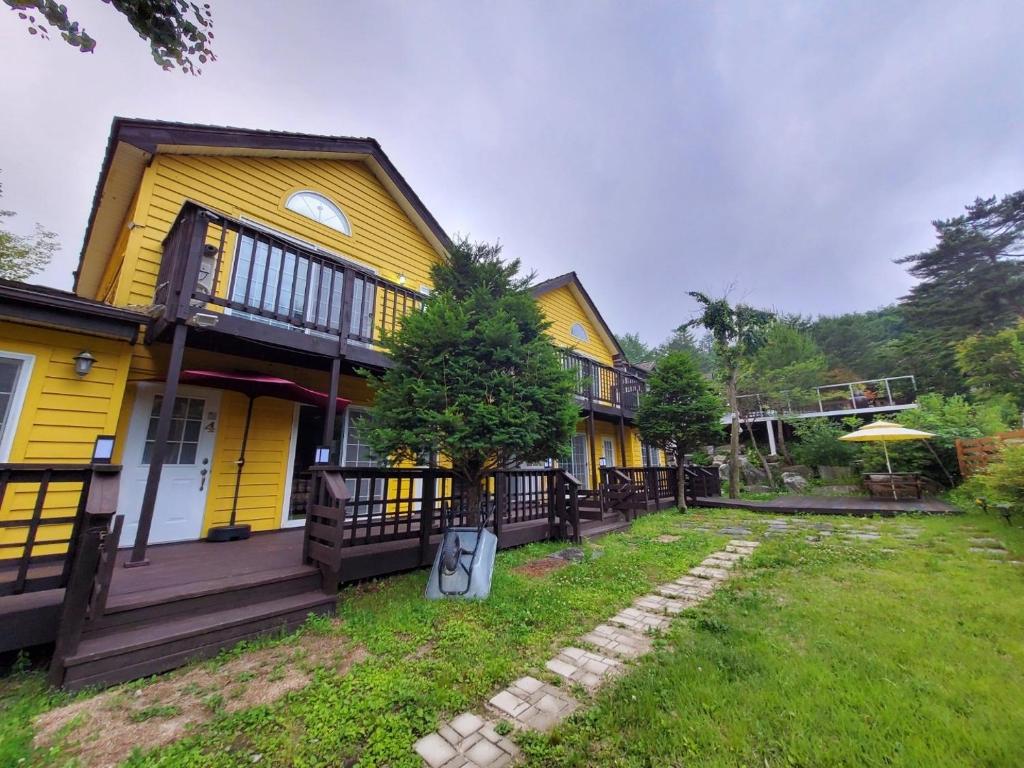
{"left": 694, "top": 495, "right": 961, "bottom": 517}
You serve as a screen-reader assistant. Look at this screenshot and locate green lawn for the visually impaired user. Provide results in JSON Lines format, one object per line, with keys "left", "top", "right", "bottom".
{"left": 519, "top": 511, "right": 1024, "bottom": 767}
{"left": 2, "top": 508, "right": 1023, "bottom": 768}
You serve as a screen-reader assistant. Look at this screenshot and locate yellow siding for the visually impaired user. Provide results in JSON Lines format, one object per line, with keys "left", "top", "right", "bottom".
{"left": 115, "top": 154, "right": 441, "bottom": 309}
{"left": 536, "top": 286, "right": 616, "bottom": 366}
{"left": 0, "top": 323, "right": 134, "bottom": 556}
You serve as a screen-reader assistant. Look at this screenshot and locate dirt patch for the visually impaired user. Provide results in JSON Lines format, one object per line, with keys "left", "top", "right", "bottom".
{"left": 512, "top": 556, "right": 570, "bottom": 578}
{"left": 33, "top": 627, "right": 367, "bottom": 768}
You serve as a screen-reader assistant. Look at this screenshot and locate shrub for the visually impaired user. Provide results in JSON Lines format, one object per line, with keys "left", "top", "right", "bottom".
{"left": 789, "top": 418, "right": 857, "bottom": 468}
{"left": 975, "top": 443, "right": 1024, "bottom": 510}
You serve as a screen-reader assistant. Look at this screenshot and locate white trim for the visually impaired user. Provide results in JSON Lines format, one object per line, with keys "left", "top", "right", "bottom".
{"left": 0, "top": 350, "right": 34, "bottom": 463}
{"left": 284, "top": 190, "right": 352, "bottom": 236}
{"left": 280, "top": 403, "right": 304, "bottom": 528}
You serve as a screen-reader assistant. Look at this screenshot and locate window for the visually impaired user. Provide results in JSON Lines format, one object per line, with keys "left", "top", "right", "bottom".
{"left": 0, "top": 354, "right": 32, "bottom": 461}
{"left": 142, "top": 395, "right": 205, "bottom": 464}
{"left": 561, "top": 433, "right": 591, "bottom": 489}
{"left": 602, "top": 438, "right": 615, "bottom": 468}
{"left": 285, "top": 191, "right": 351, "bottom": 235}
{"left": 570, "top": 322, "right": 589, "bottom": 342}
{"left": 342, "top": 408, "right": 379, "bottom": 467}
{"left": 645, "top": 443, "right": 661, "bottom": 467}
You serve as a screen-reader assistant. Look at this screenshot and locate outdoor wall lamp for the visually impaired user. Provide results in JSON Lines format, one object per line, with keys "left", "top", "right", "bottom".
{"left": 73, "top": 350, "right": 96, "bottom": 377}
{"left": 91, "top": 434, "right": 116, "bottom": 464}
{"left": 397, "top": 272, "right": 407, "bottom": 285}
{"left": 314, "top": 445, "right": 332, "bottom": 464}
{"left": 599, "top": 456, "right": 607, "bottom": 468}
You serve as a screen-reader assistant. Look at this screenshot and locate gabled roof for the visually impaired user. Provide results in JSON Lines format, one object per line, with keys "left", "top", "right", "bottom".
{"left": 74, "top": 118, "right": 453, "bottom": 296}
{"left": 531, "top": 271, "right": 626, "bottom": 361}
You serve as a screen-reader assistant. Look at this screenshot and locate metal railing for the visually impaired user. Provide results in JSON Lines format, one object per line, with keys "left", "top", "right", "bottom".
{"left": 155, "top": 201, "right": 425, "bottom": 353}
{"left": 733, "top": 375, "right": 918, "bottom": 419}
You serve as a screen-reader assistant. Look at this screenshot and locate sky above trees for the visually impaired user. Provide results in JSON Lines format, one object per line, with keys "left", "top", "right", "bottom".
{"left": 1, "top": 0, "right": 1023, "bottom": 342}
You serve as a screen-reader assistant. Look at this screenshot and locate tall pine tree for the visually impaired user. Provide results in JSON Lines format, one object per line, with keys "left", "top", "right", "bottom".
{"left": 896, "top": 190, "right": 1024, "bottom": 394}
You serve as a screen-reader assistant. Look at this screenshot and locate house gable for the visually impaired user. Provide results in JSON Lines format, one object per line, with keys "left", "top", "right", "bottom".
{"left": 532, "top": 272, "right": 624, "bottom": 367}
{"left": 76, "top": 119, "right": 451, "bottom": 306}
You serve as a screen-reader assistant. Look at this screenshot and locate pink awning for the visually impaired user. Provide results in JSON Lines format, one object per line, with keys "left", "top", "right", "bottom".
{"left": 178, "top": 370, "right": 351, "bottom": 412}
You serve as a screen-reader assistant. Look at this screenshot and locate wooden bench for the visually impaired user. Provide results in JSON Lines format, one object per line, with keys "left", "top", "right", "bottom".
{"left": 863, "top": 473, "right": 924, "bottom": 500}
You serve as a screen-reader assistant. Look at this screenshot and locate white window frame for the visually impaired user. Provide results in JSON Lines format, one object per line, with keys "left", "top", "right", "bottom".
{"left": 570, "top": 322, "right": 589, "bottom": 342}
{"left": 0, "top": 351, "right": 35, "bottom": 463}
{"left": 284, "top": 190, "right": 352, "bottom": 236}
{"left": 602, "top": 438, "right": 615, "bottom": 468}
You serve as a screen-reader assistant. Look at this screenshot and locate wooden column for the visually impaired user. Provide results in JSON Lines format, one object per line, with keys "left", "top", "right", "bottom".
{"left": 127, "top": 322, "right": 188, "bottom": 566}
{"left": 322, "top": 357, "right": 342, "bottom": 455}
{"left": 586, "top": 394, "right": 598, "bottom": 493}
{"left": 617, "top": 410, "right": 628, "bottom": 469}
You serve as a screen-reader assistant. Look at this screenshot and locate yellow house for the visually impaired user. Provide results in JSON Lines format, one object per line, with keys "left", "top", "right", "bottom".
{"left": 3, "top": 118, "right": 668, "bottom": 566}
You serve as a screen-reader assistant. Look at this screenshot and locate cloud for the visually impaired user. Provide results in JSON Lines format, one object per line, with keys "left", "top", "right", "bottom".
{"left": 1, "top": 0, "right": 1021, "bottom": 345}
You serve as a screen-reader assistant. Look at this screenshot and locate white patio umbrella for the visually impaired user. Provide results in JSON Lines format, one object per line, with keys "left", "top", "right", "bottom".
{"left": 839, "top": 420, "right": 936, "bottom": 499}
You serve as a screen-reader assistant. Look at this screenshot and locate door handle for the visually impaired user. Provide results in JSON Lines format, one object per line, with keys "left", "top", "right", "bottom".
{"left": 199, "top": 467, "right": 208, "bottom": 491}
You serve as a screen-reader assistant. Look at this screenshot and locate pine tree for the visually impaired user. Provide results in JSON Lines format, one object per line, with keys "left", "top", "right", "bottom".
{"left": 636, "top": 352, "right": 724, "bottom": 509}
{"left": 367, "top": 237, "right": 579, "bottom": 521}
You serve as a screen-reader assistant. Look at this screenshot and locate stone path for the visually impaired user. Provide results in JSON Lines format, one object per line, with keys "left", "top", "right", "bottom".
{"left": 413, "top": 539, "right": 760, "bottom": 768}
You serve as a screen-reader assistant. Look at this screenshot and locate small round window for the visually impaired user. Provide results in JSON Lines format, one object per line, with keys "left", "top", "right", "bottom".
{"left": 570, "top": 322, "right": 589, "bottom": 341}
{"left": 285, "top": 191, "right": 351, "bottom": 235}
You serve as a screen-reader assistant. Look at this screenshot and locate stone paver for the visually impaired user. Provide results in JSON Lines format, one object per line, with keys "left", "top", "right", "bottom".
{"left": 655, "top": 534, "right": 681, "bottom": 543}
{"left": 580, "top": 623, "right": 652, "bottom": 659}
{"left": 608, "top": 605, "right": 672, "bottom": 632}
{"left": 546, "top": 647, "right": 622, "bottom": 689}
{"left": 689, "top": 565, "right": 730, "bottom": 581}
{"left": 488, "top": 676, "right": 578, "bottom": 732}
{"left": 415, "top": 537, "right": 760, "bottom": 766}
{"left": 969, "top": 547, "right": 1007, "bottom": 556}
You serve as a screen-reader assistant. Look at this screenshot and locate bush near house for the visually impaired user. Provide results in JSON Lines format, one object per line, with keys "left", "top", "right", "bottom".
{"left": 787, "top": 418, "right": 857, "bottom": 470}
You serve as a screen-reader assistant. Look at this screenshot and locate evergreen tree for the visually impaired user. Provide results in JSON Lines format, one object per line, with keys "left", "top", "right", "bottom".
{"left": 956, "top": 320, "right": 1024, "bottom": 413}
{"left": 616, "top": 331, "right": 656, "bottom": 365}
{"left": 636, "top": 352, "right": 724, "bottom": 510}
{"left": 895, "top": 190, "right": 1024, "bottom": 393}
{"left": 367, "top": 237, "right": 578, "bottom": 521}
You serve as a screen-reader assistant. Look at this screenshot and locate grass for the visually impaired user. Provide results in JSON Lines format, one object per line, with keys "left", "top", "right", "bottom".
{"left": 518, "top": 510, "right": 1024, "bottom": 767}
{"left": 0, "top": 513, "right": 720, "bottom": 767}
{"left": 3, "top": 508, "right": 1023, "bottom": 767}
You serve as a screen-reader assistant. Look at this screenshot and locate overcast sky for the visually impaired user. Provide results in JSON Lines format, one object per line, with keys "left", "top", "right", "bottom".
{"left": 1, "top": 1, "right": 1022, "bottom": 344}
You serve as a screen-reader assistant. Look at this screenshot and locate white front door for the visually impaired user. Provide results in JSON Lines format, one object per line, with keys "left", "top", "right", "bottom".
{"left": 119, "top": 384, "right": 221, "bottom": 546}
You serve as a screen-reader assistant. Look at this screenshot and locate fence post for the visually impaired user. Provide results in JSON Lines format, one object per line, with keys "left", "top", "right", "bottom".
{"left": 493, "top": 471, "right": 505, "bottom": 547}
{"left": 49, "top": 522, "right": 106, "bottom": 687}
{"left": 546, "top": 470, "right": 557, "bottom": 539}
{"left": 554, "top": 471, "right": 567, "bottom": 540}
{"left": 419, "top": 468, "right": 436, "bottom": 566}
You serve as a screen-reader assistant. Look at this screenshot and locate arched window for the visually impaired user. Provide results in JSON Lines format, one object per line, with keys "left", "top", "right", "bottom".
{"left": 570, "top": 322, "right": 589, "bottom": 342}
{"left": 284, "top": 190, "right": 351, "bottom": 235}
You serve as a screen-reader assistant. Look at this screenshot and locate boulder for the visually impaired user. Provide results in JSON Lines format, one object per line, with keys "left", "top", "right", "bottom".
{"left": 744, "top": 484, "right": 774, "bottom": 494}
{"left": 780, "top": 465, "right": 813, "bottom": 480}
{"left": 781, "top": 472, "right": 809, "bottom": 493}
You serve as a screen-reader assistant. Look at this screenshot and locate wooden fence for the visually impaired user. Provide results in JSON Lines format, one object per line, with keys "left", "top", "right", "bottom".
{"left": 955, "top": 430, "right": 1024, "bottom": 478}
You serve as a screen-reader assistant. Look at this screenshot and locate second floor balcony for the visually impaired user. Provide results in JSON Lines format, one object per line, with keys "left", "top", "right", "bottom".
{"left": 559, "top": 349, "right": 647, "bottom": 416}
{"left": 153, "top": 201, "right": 426, "bottom": 368}
{"left": 726, "top": 375, "right": 918, "bottom": 422}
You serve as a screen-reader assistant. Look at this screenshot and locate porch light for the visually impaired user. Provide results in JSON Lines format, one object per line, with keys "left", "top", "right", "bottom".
{"left": 599, "top": 456, "right": 607, "bottom": 468}
{"left": 315, "top": 445, "right": 332, "bottom": 465}
{"left": 397, "top": 272, "right": 407, "bottom": 285}
{"left": 544, "top": 458, "right": 553, "bottom": 469}
{"left": 73, "top": 350, "right": 96, "bottom": 377}
{"left": 91, "top": 434, "right": 116, "bottom": 464}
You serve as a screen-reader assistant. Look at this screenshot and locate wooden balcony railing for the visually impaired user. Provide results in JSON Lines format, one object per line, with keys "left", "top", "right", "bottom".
{"left": 154, "top": 201, "right": 425, "bottom": 357}
{"left": 559, "top": 350, "right": 647, "bottom": 412}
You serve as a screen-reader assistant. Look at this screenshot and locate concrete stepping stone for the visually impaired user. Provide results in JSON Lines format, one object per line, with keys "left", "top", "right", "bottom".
{"left": 689, "top": 565, "right": 730, "bottom": 581}
{"left": 415, "top": 711, "right": 521, "bottom": 768}
{"left": 579, "top": 624, "right": 652, "bottom": 659}
{"left": 546, "top": 647, "right": 622, "bottom": 690}
{"left": 633, "top": 594, "right": 689, "bottom": 615}
{"left": 700, "top": 556, "right": 737, "bottom": 569}
{"left": 655, "top": 582, "right": 709, "bottom": 601}
{"left": 655, "top": 534, "right": 681, "bottom": 543}
{"left": 728, "top": 539, "right": 760, "bottom": 549}
{"left": 608, "top": 606, "right": 672, "bottom": 632}
{"left": 719, "top": 526, "right": 751, "bottom": 535}
{"left": 486, "top": 676, "right": 578, "bottom": 733}
{"left": 969, "top": 537, "right": 1005, "bottom": 548}
{"left": 843, "top": 532, "right": 880, "bottom": 541}
{"left": 969, "top": 547, "right": 1007, "bottom": 556}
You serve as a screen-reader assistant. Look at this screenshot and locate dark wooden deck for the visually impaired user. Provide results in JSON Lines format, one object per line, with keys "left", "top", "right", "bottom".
{"left": 694, "top": 495, "right": 960, "bottom": 517}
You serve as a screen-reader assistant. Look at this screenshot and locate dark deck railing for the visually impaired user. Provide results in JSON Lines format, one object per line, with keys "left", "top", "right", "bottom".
{"left": 559, "top": 350, "right": 646, "bottom": 412}
{"left": 733, "top": 375, "right": 918, "bottom": 420}
{"left": 155, "top": 201, "right": 425, "bottom": 356}
{"left": 305, "top": 466, "right": 582, "bottom": 556}
{"left": 0, "top": 464, "right": 121, "bottom": 596}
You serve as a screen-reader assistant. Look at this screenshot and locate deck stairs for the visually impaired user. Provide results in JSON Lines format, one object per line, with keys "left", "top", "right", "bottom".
{"left": 58, "top": 563, "right": 335, "bottom": 691}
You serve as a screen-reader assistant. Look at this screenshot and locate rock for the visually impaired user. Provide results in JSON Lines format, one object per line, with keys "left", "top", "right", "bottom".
{"left": 551, "top": 547, "right": 586, "bottom": 562}
{"left": 711, "top": 454, "right": 727, "bottom": 465}
{"left": 781, "top": 472, "right": 809, "bottom": 493}
{"left": 818, "top": 465, "right": 855, "bottom": 481}
{"left": 780, "top": 464, "right": 813, "bottom": 480}
{"left": 718, "top": 462, "right": 731, "bottom": 481}
{"left": 745, "top": 484, "right": 774, "bottom": 493}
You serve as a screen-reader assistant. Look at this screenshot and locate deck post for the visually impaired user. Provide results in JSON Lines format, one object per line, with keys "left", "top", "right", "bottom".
{"left": 617, "top": 411, "right": 628, "bottom": 470}
{"left": 322, "top": 357, "right": 342, "bottom": 454}
{"left": 493, "top": 471, "right": 505, "bottom": 546}
{"left": 586, "top": 372, "right": 599, "bottom": 496}
{"left": 127, "top": 322, "right": 188, "bottom": 567}
{"left": 419, "top": 467, "right": 436, "bottom": 565}
{"left": 766, "top": 418, "right": 777, "bottom": 455}
{"left": 546, "top": 470, "right": 558, "bottom": 539}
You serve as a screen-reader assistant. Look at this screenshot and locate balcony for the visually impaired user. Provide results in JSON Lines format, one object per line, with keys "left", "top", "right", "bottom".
{"left": 727, "top": 375, "right": 918, "bottom": 422}
{"left": 559, "top": 349, "right": 647, "bottom": 417}
{"left": 152, "top": 201, "right": 425, "bottom": 367}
